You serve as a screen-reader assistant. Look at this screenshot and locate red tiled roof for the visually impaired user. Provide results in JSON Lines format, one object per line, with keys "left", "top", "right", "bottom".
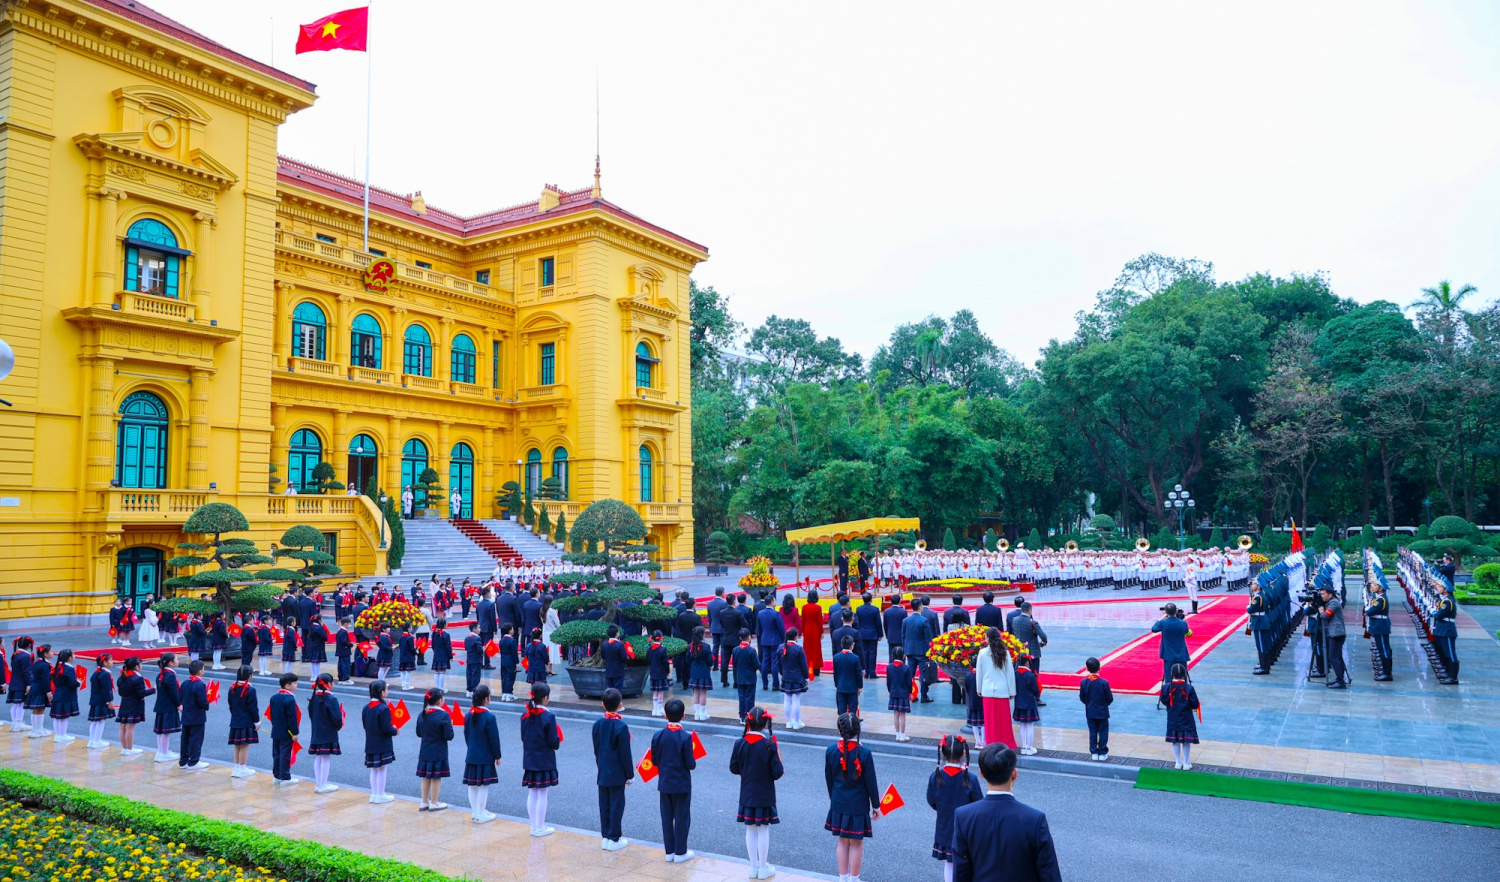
{"left": 276, "top": 156, "right": 707, "bottom": 254}
{"left": 80, "top": 0, "right": 315, "bottom": 93}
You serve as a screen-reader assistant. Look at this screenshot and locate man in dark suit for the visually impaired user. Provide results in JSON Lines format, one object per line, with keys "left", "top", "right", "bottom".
{"left": 902, "top": 599, "right": 935, "bottom": 703}
{"left": 854, "top": 593, "right": 883, "bottom": 678}
{"left": 297, "top": 589, "right": 319, "bottom": 641}
{"left": 279, "top": 590, "right": 299, "bottom": 628}
{"left": 522, "top": 589, "right": 544, "bottom": 636}
{"left": 674, "top": 602, "right": 701, "bottom": 688}
{"left": 1010, "top": 603, "right": 1047, "bottom": 705}
{"left": 882, "top": 599, "right": 908, "bottom": 663}
{"left": 856, "top": 554, "right": 871, "bottom": 593}
{"left": 476, "top": 591, "right": 497, "bottom": 669}
{"left": 831, "top": 611, "right": 860, "bottom": 663}
{"left": 719, "top": 595, "right": 743, "bottom": 688}
{"left": 755, "top": 597, "right": 786, "bottom": 690}
{"left": 496, "top": 585, "right": 520, "bottom": 635}
{"left": 1005, "top": 596, "right": 1026, "bottom": 634}
{"left": 975, "top": 591, "right": 1004, "bottom": 629}
{"left": 944, "top": 595, "right": 972, "bottom": 632}
{"left": 1150, "top": 602, "right": 1191, "bottom": 707}
{"left": 953, "top": 745, "right": 1061, "bottom": 882}
{"left": 706, "top": 587, "right": 728, "bottom": 670}
{"left": 835, "top": 551, "right": 849, "bottom": 594}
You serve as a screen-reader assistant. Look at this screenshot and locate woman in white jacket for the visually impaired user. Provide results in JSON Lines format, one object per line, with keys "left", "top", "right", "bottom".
{"left": 975, "top": 627, "right": 1018, "bottom": 749}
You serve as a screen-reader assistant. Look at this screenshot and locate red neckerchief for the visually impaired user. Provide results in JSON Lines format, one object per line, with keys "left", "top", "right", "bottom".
{"left": 839, "top": 649, "right": 853, "bottom": 654}
{"left": 522, "top": 704, "right": 547, "bottom": 720}
{"left": 469, "top": 706, "right": 488, "bottom": 716}
{"left": 368, "top": 699, "right": 382, "bottom": 707}
{"left": 744, "top": 732, "right": 766, "bottom": 744}
{"left": 837, "top": 739, "right": 864, "bottom": 775}
{"left": 650, "top": 641, "right": 663, "bottom": 650}
{"left": 277, "top": 688, "right": 294, "bottom": 696}
{"left": 942, "top": 765, "right": 965, "bottom": 777}
{"left": 665, "top": 723, "right": 682, "bottom": 731}
{"left": 232, "top": 682, "right": 250, "bottom": 695}
{"left": 738, "top": 641, "right": 751, "bottom": 649}
{"left": 424, "top": 706, "right": 445, "bottom": 714}
{"left": 1087, "top": 674, "right": 1100, "bottom": 680}
{"left": 603, "top": 712, "right": 622, "bottom": 720}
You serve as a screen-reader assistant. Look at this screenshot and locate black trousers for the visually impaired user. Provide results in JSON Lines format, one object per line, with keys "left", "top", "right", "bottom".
{"left": 178, "top": 724, "right": 204, "bottom": 766}
{"left": 836, "top": 691, "right": 860, "bottom": 716}
{"left": 737, "top": 685, "right": 756, "bottom": 720}
{"left": 674, "top": 653, "right": 691, "bottom": 687}
{"left": 337, "top": 656, "right": 352, "bottom": 682}
{"left": 758, "top": 645, "right": 780, "bottom": 691}
{"left": 710, "top": 634, "right": 723, "bottom": 670}
{"left": 500, "top": 665, "right": 517, "bottom": 695}
{"left": 912, "top": 654, "right": 931, "bottom": 700}
{"left": 660, "top": 791, "right": 691, "bottom": 856}
{"left": 859, "top": 639, "right": 879, "bottom": 678}
{"left": 271, "top": 738, "right": 293, "bottom": 780}
{"left": 466, "top": 661, "right": 483, "bottom": 693}
{"left": 1087, "top": 718, "right": 1109, "bottom": 755}
{"left": 606, "top": 676, "right": 625, "bottom": 693}
{"left": 1327, "top": 635, "right": 1348, "bottom": 684}
{"left": 720, "top": 642, "right": 735, "bottom": 686}
{"left": 479, "top": 633, "right": 495, "bottom": 669}
{"left": 598, "top": 785, "right": 626, "bottom": 841}
{"left": 1372, "top": 632, "right": 1392, "bottom": 674}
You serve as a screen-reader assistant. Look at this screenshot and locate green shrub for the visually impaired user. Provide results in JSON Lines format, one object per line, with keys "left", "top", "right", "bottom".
{"left": 1474, "top": 563, "right": 1500, "bottom": 591}
{"left": 384, "top": 495, "right": 405, "bottom": 570}
{"left": 1429, "top": 515, "right": 1477, "bottom": 540}
{"left": 1456, "top": 589, "right": 1500, "bottom": 606}
{"left": 0, "top": 769, "right": 455, "bottom": 882}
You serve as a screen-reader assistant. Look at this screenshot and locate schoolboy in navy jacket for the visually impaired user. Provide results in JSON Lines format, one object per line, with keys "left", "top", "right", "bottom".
{"left": 652, "top": 699, "right": 697, "bottom": 861}
{"left": 463, "top": 625, "right": 484, "bottom": 694}
{"left": 498, "top": 626, "right": 519, "bottom": 698}
{"left": 731, "top": 633, "right": 760, "bottom": 721}
{"left": 523, "top": 633, "right": 550, "bottom": 685}
{"left": 267, "top": 674, "right": 301, "bottom": 783}
{"left": 1078, "top": 659, "right": 1113, "bottom": 759}
{"left": 592, "top": 689, "right": 635, "bottom": 847}
{"left": 178, "top": 662, "right": 210, "bottom": 768}
{"left": 335, "top": 621, "right": 354, "bottom": 684}
{"left": 832, "top": 638, "right": 863, "bottom": 716}
{"left": 600, "top": 629, "right": 631, "bottom": 692}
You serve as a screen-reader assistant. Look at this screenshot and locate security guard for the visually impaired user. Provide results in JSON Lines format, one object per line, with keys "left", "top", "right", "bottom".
{"left": 1247, "top": 582, "right": 1272, "bottom": 674}
{"left": 1364, "top": 581, "right": 1392, "bottom": 681}
{"left": 1432, "top": 581, "right": 1460, "bottom": 685}
{"left": 1319, "top": 586, "right": 1348, "bottom": 688}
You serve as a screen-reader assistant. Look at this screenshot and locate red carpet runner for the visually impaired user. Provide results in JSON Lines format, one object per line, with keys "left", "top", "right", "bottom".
{"left": 1036, "top": 596, "right": 1247, "bottom": 694}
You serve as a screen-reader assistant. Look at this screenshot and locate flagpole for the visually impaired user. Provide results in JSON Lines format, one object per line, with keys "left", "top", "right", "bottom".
{"left": 362, "top": 3, "right": 372, "bottom": 253}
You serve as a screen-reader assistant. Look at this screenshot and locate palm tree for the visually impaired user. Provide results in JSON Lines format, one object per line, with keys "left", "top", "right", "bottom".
{"left": 1415, "top": 280, "right": 1478, "bottom": 315}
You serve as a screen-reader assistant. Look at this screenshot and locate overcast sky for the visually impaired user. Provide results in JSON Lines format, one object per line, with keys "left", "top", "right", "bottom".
{"left": 150, "top": 0, "right": 1500, "bottom": 363}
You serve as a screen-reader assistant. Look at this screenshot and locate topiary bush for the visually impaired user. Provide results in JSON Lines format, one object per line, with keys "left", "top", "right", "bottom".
{"left": 384, "top": 495, "right": 405, "bottom": 571}
{"left": 1471, "top": 563, "right": 1500, "bottom": 592}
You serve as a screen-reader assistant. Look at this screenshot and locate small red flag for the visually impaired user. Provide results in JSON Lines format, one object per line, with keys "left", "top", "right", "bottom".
{"left": 878, "top": 783, "right": 905, "bottom": 816}
{"left": 911, "top": 672, "right": 920, "bottom": 701}
{"left": 264, "top": 704, "right": 272, "bottom": 721}
{"left": 390, "top": 699, "right": 411, "bottom": 730}
{"left": 228, "top": 624, "right": 243, "bottom": 638}
{"left": 357, "top": 641, "right": 372, "bottom": 655}
{"left": 295, "top": 7, "right": 369, "bottom": 55}
{"left": 108, "top": 628, "right": 117, "bottom": 638}
{"left": 691, "top": 730, "right": 708, "bottom": 760}
{"left": 636, "top": 748, "right": 658, "bottom": 782}
{"left": 624, "top": 641, "right": 636, "bottom": 661}
{"left": 76, "top": 667, "right": 87, "bottom": 689}
{"left": 485, "top": 640, "right": 499, "bottom": 658}
{"left": 416, "top": 637, "right": 430, "bottom": 655}
{"left": 206, "top": 681, "right": 221, "bottom": 704}
{"left": 448, "top": 702, "right": 465, "bottom": 727}
{"left": 290, "top": 739, "right": 302, "bottom": 766}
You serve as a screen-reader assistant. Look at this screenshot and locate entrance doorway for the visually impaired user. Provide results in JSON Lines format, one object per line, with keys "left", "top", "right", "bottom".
{"left": 348, "top": 434, "right": 378, "bottom": 495}
{"left": 116, "top": 547, "right": 163, "bottom": 612}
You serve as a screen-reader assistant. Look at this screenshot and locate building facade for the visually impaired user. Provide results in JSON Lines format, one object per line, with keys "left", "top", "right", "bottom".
{"left": 0, "top": 0, "right": 705, "bottom": 623}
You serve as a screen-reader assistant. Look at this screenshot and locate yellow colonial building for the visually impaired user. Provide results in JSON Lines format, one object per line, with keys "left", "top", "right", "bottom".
{"left": 0, "top": 0, "right": 705, "bottom": 623}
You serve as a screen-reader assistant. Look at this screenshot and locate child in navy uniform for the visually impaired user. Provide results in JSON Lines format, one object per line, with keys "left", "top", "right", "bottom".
{"left": 520, "top": 682, "right": 562, "bottom": 837}
{"left": 824, "top": 713, "right": 880, "bottom": 882}
{"left": 779, "top": 629, "right": 808, "bottom": 730}
{"left": 86, "top": 653, "right": 116, "bottom": 751}
{"left": 730, "top": 706, "right": 783, "bottom": 880}
{"left": 362, "top": 679, "right": 398, "bottom": 803}
{"left": 23, "top": 644, "right": 53, "bottom": 738}
{"left": 375, "top": 630, "right": 394, "bottom": 681}
{"left": 256, "top": 618, "right": 274, "bottom": 676}
{"left": 963, "top": 668, "right": 984, "bottom": 747}
{"left": 178, "top": 659, "right": 210, "bottom": 769}
{"left": 303, "top": 619, "right": 328, "bottom": 681}
{"left": 239, "top": 618, "right": 257, "bottom": 673}
{"left": 463, "top": 684, "right": 502, "bottom": 824}
{"left": 226, "top": 666, "right": 259, "bottom": 778}
{"left": 599, "top": 626, "right": 630, "bottom": 693}
{"left": 886, "top": 647, "right": 914, "bottom": 742}
{"left": 1013, "top": 654, "right": 1041, "bottom": 756}
{"left": 652, "top": 698, "right": 697, "bottom": 863}
{"left": 1163, "top": 662, "right": 1199, "bottom": 770}
{"left": 209, "top": 615, "right": 229, "bottom": 670}
{"left": 280, "top": 623, "right": 299, "bottom": 673}
{"left": 268, "top": 673, "right": 300, "bottom": 786}
{"left": 335, "top": 618, "right": 355, "bottom": 684}
{"left": 731, "top": 629, "right": 760, "bottom": 722}
{"left": 463, "top": 624, "right": 484, "bottom": 695}
{"left": 308, "top": 673, "right": 343, "bottom": 792}
{"left": 1078, "top": 656, "right": 1113, "bottom": 761}
{"left": 152, "top": 653, "right": 181, "bottom": 761}
{"left": 647, "top": 630, "right": 672, "bottom": 717}
{"left": 415, "top": 687, "right": 453, "bottom": 812}
{"left": 397, "top": 626, "right": 417, "bottom": 690}
{"left": 115, "top": 656, "right": 152, "bottom": 756}
{"left": 832, "top": 636, "right": 863, "bottom": 718}
{"left": 592, "top": 687, "right": 635, "bottom": 850}
{"left": 430, "top": 618, "right": 453, "bottom": 693}
{"left": 48, "top": 648, "right": 81, "bottom": 744}
{"left": 498, "top": 624, "right": 519, "bottom": 700}
{"left": 524, "top": 629, "right": 550, "bottom": 687}
{"left": 687, "top": 626, "right": 716, "bottom": 723}
{"left": 925, "top": 735, "right": 983, "bottom": 882}
{"left": 7, "top": 637, "right": 33, "bottom": 732}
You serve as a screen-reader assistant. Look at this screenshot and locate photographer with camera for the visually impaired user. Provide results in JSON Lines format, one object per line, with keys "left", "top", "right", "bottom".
{"left": 1317, "top": 586, "right": 1349, "bottom": 688}
{"left": 1150, "top": 603, "right": 1191, "bottom": 710}
{"left": 1301, "top": 588, "right": 1326, "bottom": 680}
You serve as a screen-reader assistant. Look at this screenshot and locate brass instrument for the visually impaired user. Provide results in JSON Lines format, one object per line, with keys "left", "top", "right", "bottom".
{"left": 1064, "top": 540, "right": 1079, "bottom": 552}
{"left": 997, "top": 537, "right": 1010, "bottom": 552}
{"left": 915, "top": 539, "right": 927, "bottom": 551}
{"left": 1136, "top": 537, "right": 1151, "bottom": 552}
{"left": 1237, "top": 534, "right": 1254, "bottom": 550}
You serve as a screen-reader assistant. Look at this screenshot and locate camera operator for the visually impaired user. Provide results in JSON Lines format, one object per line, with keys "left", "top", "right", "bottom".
{"left": 1151, "top": 602, "right": 1191, "bottom": 709}
{"left": 1301, "top": 589, "right": 1326, "bottom": 679}
{"left": 1317, "top": 586, "right": 1349, "bottom": 688}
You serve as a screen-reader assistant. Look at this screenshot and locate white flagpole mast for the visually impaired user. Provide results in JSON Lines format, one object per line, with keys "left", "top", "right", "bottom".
{"left": 362, "top": 3, "right": 373, "bottom": 252}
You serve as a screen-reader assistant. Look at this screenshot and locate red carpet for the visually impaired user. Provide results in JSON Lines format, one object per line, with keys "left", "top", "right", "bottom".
{"left": 75, "top": 644, "right": 186, "bottom": 663}
{"left": 450, "top": 518, "right": 523, "bottom": 563}
{"left": 1037, "top": 597, "right": 1247, "bottom": 694}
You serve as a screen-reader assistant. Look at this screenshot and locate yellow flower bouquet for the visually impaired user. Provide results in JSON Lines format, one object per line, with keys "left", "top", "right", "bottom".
{"left": 929, "top": 624, "right": 1025, "bottom": 671}
{"left": 738, "top": 556, "right": 780, "bottom": 590}
{"left": 354, "top": 600, "right": 422, "bottom": 632}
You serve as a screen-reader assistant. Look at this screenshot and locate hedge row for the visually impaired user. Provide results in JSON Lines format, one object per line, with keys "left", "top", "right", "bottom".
{"left": 0, "top": 769, "right": 461, "bottom": 882}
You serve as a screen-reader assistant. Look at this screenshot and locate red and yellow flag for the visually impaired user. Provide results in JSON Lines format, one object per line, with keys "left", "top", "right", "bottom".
{"left": 390, "top": 698, "right": 411, "bottom": 730}
{"left": 296, "top": 7, "right": 369, "bottom": 54}
{"left": 878, "top": 783, "right": 905, "bottom": 816}
{"left": 636, "top": 749, "right": 657, "bottom": 782}
{"left": 691, "top": 731, "right": 708, "bottom": 760}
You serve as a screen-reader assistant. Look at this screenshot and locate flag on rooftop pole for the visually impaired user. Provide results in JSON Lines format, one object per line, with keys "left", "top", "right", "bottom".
{"left": 294, "top": 6, "right": 374, "bottom": 251}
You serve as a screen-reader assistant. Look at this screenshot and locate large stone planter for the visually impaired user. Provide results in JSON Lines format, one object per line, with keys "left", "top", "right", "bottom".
{"left": 564, "top": 663, "right": 648, "bottom": 699}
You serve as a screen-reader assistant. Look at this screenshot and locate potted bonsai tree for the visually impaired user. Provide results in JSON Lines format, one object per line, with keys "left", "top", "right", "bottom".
{"left": 495, "top": 480, "right": 522, "bottom": 520}
{"left": 547, "top": 581, "right": 686, "bottom": 698}
{"left": 705, "top": 531, "right": 730, "bottom": 577}
{"left": 154, "top": 502, "right": 280, "bottom": 659}
{"left": 417, "top": 467, "right": 443, "bottom": 519}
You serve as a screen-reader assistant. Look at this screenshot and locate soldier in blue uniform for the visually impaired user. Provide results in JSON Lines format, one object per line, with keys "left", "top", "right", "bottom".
{"left": 1364, "top": 581, "right": 1393, "bottom": 681}
{"left": 592, "top": 688, "right": 635, "bottom": 850}
{"left": 1247, "top": 582, "right": 1273, "bottom": 674}
{"left": 1433, "top": 581, "right": 1460, "bottom": 684}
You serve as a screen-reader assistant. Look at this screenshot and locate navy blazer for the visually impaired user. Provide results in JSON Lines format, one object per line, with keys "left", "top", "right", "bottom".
{"left": 117, "top": 671, "right": 154, "bottom": 720}
{"left": 335, "top": 628, "right": 354, "bottom": 659}
{"left": 1014, "top": 667, "right": 1041, "bottom": 713}
{"left": 855, "top": 603, "right": 883, "bottom": 639}
{"left": 650, "top": 724, "right": 696, "bottom": 794}
{"left": 647, "top": 644, "right": 671, "bottom": 681}
{"left": 476, "top": 599, "right": 497, "bottom": 634}
{"left": 463, "top": 707, "right": 502, "bottom": 765}
{"left": 415, "top": 707, "right": 454, "bottom": 763}
{"left": 256, "top": 625, "right": 274, "bottom": 653}
{"left": 226, "top": 682, "right": 258, "bottom": 730}
{"left": 927, "top": 768, "right": 984, "bottom": 862}
{"left": 755, "top": 607, "right": 786, "bottom": 647}
{"left": 592, "top": 715, "right": 635, "bottom": 787}
{"left": 494, "top": 593, "right": 518, "bottom": 632}
{"left": 601, "top": 638, "right": 631, "bottom": 679}
{"left": 88, "top": 668, "right": 115, "bottom": 713}
{"left": 731, "top": 643, "right": 759, "bottom": 687}
{"left": 268, "top": 690, "right": 300, "bottom": 741}
{"left": 719, "top": 606, "right": 744, "bottom": 642}
{"left": 375, "top": 634, "right": 393, "bottom": 666}
{"left": 974, "top": 603, "right": 1004, "bottom": 629}
{"left": 153, "top": 668, "right": 180, "bottom": 713}
{"left": 522, "top": 599, "right": 543, "bottom": 634}
{"left": 298, "top": 594, "right": 319, "bottom": 629}
{"left": 49, "top": 663, "right": 79, "bottom": 710}
{"left": 524, "top": 640, "right": 549, "bottom": 674}
{"left": 499, "top": 635, "right": 519, "bottom": 666}
{"left": 729, "top": 733, "right": 783, "bottom": 808}
{"left": 9, "top": 651, "right": 31, "bottom": 696}
{"left": 463, "top": 633, "right": 485, "bottom": 666}
{"left": 1164, "top": 682, "right": 1199, "bottom": 731}
{"left": 179, "top": 676, "right": 210, "bottom": 726}
{"left": 1151, "top": 617, "right": 1191, "bottom": 663}
{"left": 308, "top": 691, "right": 343, "bottom": 745}
{"left": 397, "top": 632, "right": 417, "bottom": 666}
{"left": 882, "top": 605, "right": 908, "bottom": 643}
{"left": 832, "top": 650, "right": 863, "bottom": 694}
{"left": 1078, "top": 676, "right": 1113, "bottom": 720}
{"left": 824, "top": 742, "right": 879, "bottom": 815}
{"left": 902, "top": 614, "right": 933, "bottom": 657}
{"left": 362, "top": 701, "right": 398, "bottom": 755}
{"left": 831, "top": 624, "right": 860, "bottom": 655}
{"left": 779, "top": 643, "right": 808, "bottom": 691}
{"left": 519, "top": 707, "right": 562, "bottom": 772}
{"left": 430, "top": 631, "right": 453, "bottom": 667}
{"left": 23, "top": 658, "right": 51, "bottom": 705}
{"left": 706, "top": 597, "right": 728, "bottom": 635}
{"left": 886, "top": 660, "right": 914, "bottom": 700}
{"left": 953, "top": 793, "right": 1061, "bottom": 882}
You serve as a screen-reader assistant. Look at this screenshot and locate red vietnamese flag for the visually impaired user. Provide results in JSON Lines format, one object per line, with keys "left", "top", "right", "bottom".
{"left": 389, "top": 698, "right": 411, "bottom": 730}
{"left": 691, "top": 731, "right": 708, "bottom": 761}
{"left": 264, "top": 704, "right": 272, "bottom": 721}
{"left": 290, "top": 739, "right": 302, "bottom": 766}
{"left": 296, "top": 7, "right": 369, "bottom": 54}
{"left": 1289, "top": 520, "right": 1304, "bottom": 554}
{"left": 76, "top": 667, "right": 87, "bottom": 689}
{"left": 485, "top": 640, "right": 499, "bottom": 658}
{"left": 878, "top": 783, "right": 905, "bottom": 816}
{"left": 448, "top": 702, "right": 465, "bottom": 727}
{"left": 206, "top": 681, "right": 221, "bottom": 704}
{"left": 636, "top": 748, "right": 658, "bottom": 782}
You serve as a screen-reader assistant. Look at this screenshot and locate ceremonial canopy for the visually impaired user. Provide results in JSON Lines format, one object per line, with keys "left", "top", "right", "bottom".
{"left": 785, "top": 518, "right": 921, "bottom": 545}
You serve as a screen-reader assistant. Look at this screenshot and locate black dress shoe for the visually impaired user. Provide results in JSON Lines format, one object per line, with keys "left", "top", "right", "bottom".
{"left": 1326, "top": 682, "right": 1346, "bottom": 689}
{"left": 1036, "top": 700, "right": 1047, "bottom": 707}
{"left": 1374, "top": 675, "right": 1393, "bottom": 681}
{"left": 1251, "top": 668, "right": 1268, "bottom": 675}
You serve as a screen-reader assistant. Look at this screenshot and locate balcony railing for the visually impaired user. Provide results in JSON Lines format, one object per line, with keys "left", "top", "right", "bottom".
{"left": 636, "top": 502, "right": 686, "bottom": 524}
{"left": 451, "top": 381, "right": 486, "bottom": 398}
{"left": 287, "top": 356, "right": 341, "bottom": 378}
{"left": 103, "top": 488, "right": 215, "bottom": 519}
{"left": 275, "top": 230, "right": 510, "bottom": 301}
{"left": 116, "top": 291, "right": 196, "bottom": 322}
{"left": 403, "top": 374, "right": 445, "bottom": 393}
{"left": 266, "top": 494, "right": 361, "bottom": 517}
{"left": 348, "top": 365, "right": 395, "bottom": 385}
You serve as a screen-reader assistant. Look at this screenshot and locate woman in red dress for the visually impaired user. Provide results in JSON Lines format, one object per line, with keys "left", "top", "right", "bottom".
{"left": 800, "top": 589, "right": 825, "bottom": 678}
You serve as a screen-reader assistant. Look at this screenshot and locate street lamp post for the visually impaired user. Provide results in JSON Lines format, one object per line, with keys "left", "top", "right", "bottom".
{"left": 1166, "top": 484, "right": 1195, "bottom": 549}
{"left": 378, "top": 491, "right": 388, "bottom": 549}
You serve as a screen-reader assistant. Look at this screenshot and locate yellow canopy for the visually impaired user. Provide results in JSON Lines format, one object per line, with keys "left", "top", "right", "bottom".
{"left": 785, "top": 517, "right": 921, "bottom": 545}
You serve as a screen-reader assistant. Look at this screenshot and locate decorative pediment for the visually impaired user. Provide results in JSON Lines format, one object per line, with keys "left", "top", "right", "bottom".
{"left": 75, "top": 133, "right": 239, "bottom": 191}
{"left": 627, "top": 263, "right": 667, "bottom": 306}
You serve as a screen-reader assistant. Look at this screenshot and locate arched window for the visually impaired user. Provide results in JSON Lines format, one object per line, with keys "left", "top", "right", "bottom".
{"left": 288, "top": 428, "right": 323, "bottom": 493}
{"left": 639, "top": 445, "right": 654, "bottom": 503}
{"left": 348, "top": 433, "right": 378, "bottom": 494}
{"left": 451, "top": 334, "right": 476, "bottom": 384}
{"left": 403, "top": 325, "right": 432, "bottom": 377}
{"left": 525, "top": 448, "right": 542, "bottom": 498}
{"left": 635, "top": 341, "right": 658, "bottom": 389}
{"left": 551, "top": 447, "right": 569, "bottom": 499}
{"left": 291, "top": 302, "right": 327, "bottom": 361}
{"left": 123, "top": 218, "right": 187, "bottom": 299}
{"left": 350, "top": 313, "right": 383, "bottom": 369}
{"left": 115, "top": 391, "right": 169, "bottom": 489}
{"left": 401, "top": 438, "right": 430, "bottom": 508}
{"left": 449, "top": 442, "right": 474, "bottom": 518}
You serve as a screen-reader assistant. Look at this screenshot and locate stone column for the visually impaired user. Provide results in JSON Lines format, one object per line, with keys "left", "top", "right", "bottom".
{"left": 334, "top": 294, "right": 354, "bottom": 367}
{"left": 481, "top": 328, "right": 494, "bottom": 389}
{"left": 93, "top": 189, "right": 124, "bottom": 308}
{"left": 436, "top": 317, "right": 453, "bottom": 383}
{"left": 387, "top": 415, "right": 404, "bottom": 494}
{"left": 481, "top": 426, "right": 495, "bottom": 516}
{"left": 273, "top": 282, "right": 293, "bottom": 369}
{"left": 437, "top": 422, "right": 451, "bottom": 517}
{"left": 84, "top": 355, "right": 119, "bottom": 497}
{"left": 271, "top": 404, "right": 291, "bottom": 490}
{"left": 187, "top": 367, "right": 212, "bottom": 490}
{"left": 391, "top": 307, "right": 407, "bottom": 377}
{"left": 332, "top": 410, "right": 349, "bottom": 488}
{"left": 192, "top": 212, "right": 215, "bottom": 321}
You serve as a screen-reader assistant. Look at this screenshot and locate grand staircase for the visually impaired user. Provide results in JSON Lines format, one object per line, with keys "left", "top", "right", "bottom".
{"left": 481, "top": 518, "right": 567, "bottom": 561}
{"left": 396, "top": 519, "right": 507, "bottom": 584}
{"left": 451, "top": 518, "right": 523, "bottom": 563}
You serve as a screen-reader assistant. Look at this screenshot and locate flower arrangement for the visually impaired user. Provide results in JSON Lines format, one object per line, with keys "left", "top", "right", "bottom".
{"left": 1249, "top": 553, "right": 1269, "bottom": 565}
{"left": 0, "top": 799, "right": 286, "bottom": 882}
{"left": 908, "top": 578, "right": 1011, "bottom": 590}
{"left": 738, "top": 555, "right": 780, "bottom": 590}
{"left": 928, "top": 625, "right": 1025, "bottom": 669}
{"left": 354, "top": 600, "right": 423, "bottom": 632}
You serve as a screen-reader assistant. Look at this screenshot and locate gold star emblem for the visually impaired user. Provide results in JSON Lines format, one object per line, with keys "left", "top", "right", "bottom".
{"left": 322, "top": 21, "right": 341, "bottom": 38}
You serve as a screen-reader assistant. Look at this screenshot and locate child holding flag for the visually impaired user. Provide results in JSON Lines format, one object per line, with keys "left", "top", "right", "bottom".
{"left": 463, "top": 684, "right": 502, "bottom": 824}
{"left": 647, "top": 630, "right": 672, "bottom": 717}
{"left": 592, "top": 687, "right": 634, "bottom": 850}
{"left": 114, "top": 655, "right": 152, "bottom": 756}
{"left": 825, "top": 713, "right": 881, "bottom": 882}
{"left": 519, "top": 682, "right": 562, "bottom": 837}
{"left": 256, "top": 617, "right": 274, "bottom": 676}
{"left": 926, "top": 735, "right": 982, "bottom": 882}
{"left": 415, "top": 687, "right": 453, "bottom": 811}
{"left": 226, "top": 666, "right": 259, "bottom": 778}
{"left": 303, "top": 617, "right": 327, "bottom": 681}
{"left": 308, "top": 673, "right": 343, "bottom": 793}
{"left": 362, "top": 679, "right": 400, "bottom": 803}
{"left": 268, "top": 672, "right": 300, "bottom": 787}
{"left": 151, "top": 653, "right": 180, "bottom": 761}
{"left": 498, "top": 624, "right": 519, "bottom": 700}
{"left": 649, "top": 698, "right": 697, "bottom": 863}
{"left": 86, "top": 652, "right": 116, "bottom": 750}
{"left": 1164, "top": 662, "right": 1200, "bottom": 770}
{"left": 524, "top": 628, "right": 550, "bottom": 687}
{"left": 48, "top": 648, "right": 80, "bottom": 744}
{"left": 177, "top": 659, "right": 210, "bottom": 769}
